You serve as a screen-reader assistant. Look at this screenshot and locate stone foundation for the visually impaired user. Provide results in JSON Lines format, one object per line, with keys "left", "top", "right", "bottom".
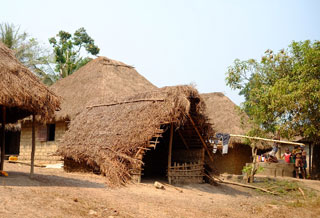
{"left": 255, "top": 161, "right": 295, "bottom": 177}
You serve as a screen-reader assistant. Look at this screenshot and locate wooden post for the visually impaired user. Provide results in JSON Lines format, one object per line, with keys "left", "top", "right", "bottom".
{"left": 0, "top": 106, "right": 6, "bottom": 171}
{"left": 187, "top": 114, "right": 214, "bottom": 164}
{"left": 178, "top": 130, "right": 189, "bottom": 150}
{"left": 168, "top": 123, "right": 174, "bottom": 184}
{"left": 30, "top": 114, "right": 36, "bottom": 177}
{"left": 201, "top": 148, "right": 205, "bottom": 164}
{"left": 249, "top": 145, "right": 257, "bottom": 183}
{"left": 309, "top": 143, "right": 312, "bottom": 176}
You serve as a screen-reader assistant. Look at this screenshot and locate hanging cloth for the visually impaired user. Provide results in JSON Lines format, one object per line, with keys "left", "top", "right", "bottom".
{"left": 214, "top": 133, "right": 230, "bottom": 154}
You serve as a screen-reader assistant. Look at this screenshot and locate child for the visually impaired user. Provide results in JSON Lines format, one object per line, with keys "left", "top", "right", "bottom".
{"left": 294, "top": 146, "right": 305, "bottom": 179}
{"left": 282, "top": 148, "right": 291, "bottom": 163}
{"left": 291, "top": 145, "right": 299, "bottom": 164}
{"left": 302, "top": 150, "right": 307, "bottom": 179}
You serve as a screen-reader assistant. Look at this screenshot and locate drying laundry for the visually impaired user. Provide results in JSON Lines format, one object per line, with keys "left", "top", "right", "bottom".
{"left": 213, "top": 143, "right": 218, "bottom": 153}
{"left": 213, "top": 133, "right": 230, "bottom": 154}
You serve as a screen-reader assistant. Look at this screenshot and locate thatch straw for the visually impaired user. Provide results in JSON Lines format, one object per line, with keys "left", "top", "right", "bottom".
{"left": 58, "top": 85, "right": 213, "bottom": 186}
{"left": 50, "top": 56, "right": 156, "bottom": 121}
{"left": 202, "top": 92, "right": 278, "bottom": 149}
{"left": 201, "top": 92, "right": 250, "bottom": 135}
{"left": 0, "top": 42, "right": 60, "bottom": 123}
{"left": 0, "top": 123, "right": 21, "bottom": 131}
{"left": 201, "top": 92, "right": 252, "bottom": 146}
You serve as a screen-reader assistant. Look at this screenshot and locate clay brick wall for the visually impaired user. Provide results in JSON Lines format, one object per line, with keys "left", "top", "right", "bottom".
{"left": 209, "top": 143, "right": 252, "bottom": 175}
{"left": 19, "top": 121, "right": 67, "bottom": 162}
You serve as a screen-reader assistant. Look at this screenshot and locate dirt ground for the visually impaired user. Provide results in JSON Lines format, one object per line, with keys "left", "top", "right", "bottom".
{"left": 1, "top": 162, "right": 320, "bottom": 218}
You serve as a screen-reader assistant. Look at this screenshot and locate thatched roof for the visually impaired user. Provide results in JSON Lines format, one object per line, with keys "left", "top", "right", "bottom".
{"left": 0, "top": 123, "right": 21, "bottom": 132}
{"left": 0, "top": 42, "right": 60, "bottom": 123}
{"left": 58, "top": 85, "right": 213, "bottom": 186}
{"left": 202, "top": 93, "right": 279, "bottom": 149}
{"left": 50, "top": 56, "right": 157, "bottom": 121}
{"left": 201, "top": 92, "right": 250, "bottom": 135}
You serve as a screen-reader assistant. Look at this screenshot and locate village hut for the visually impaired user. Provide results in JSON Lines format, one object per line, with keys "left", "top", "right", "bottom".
{"left": 202, "top": 92, "right": 308, "bottom": 177}
{"left": 58, "top": 85, "right": 214, "bottom": 186}
{"left": 201, "top": 92, "right": 252, "bottom": 175}
{"left": 19, "top": 56, "right": 156, "bottom": 162}
{"left": 0, "top": 42, "right": 60, "bottom": 172}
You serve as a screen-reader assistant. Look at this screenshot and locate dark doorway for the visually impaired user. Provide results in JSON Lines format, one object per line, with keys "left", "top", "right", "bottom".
{"left": 47, "top": 124, "right": 55, "bottom": 141}
{"left": 141, "top": 128, "right": 170, "bottom": 181}
{"left": 5, "top": 130, "right": 20, "bottom": 155}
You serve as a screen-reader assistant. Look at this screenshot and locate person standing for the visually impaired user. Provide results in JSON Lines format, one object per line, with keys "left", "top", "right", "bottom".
{"left": 302, "top": 149, "right": 307, "bottom": 179}
{"left": 294, "top": 146, "right": 305, "bottom": 179}
{"left": 282, "top": 148, "right": 292, "bottom": 163}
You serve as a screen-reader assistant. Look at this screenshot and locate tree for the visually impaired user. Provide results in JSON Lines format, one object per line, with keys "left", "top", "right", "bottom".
{"left": 49, "top": 27, "right": 100, "bottom": 79}
{"left": 0, "top": 23, "right": 57, "bottom": 85}
{"left": 226, "top": 40, "right": 320, "bottom": 178}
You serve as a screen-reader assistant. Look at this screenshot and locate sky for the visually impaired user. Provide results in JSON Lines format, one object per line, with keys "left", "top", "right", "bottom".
{"left": 1, "top": 0, "right": 319, "bottom": 105}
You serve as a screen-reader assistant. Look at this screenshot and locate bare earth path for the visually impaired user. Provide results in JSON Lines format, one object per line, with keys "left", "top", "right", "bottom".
{"left": 0, "top": 162, "right": 319, "bottom": 218}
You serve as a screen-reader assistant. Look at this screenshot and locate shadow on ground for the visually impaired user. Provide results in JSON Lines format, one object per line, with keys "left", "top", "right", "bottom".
{"left": 141, "top": 178, "right": 253, "bottom": 197}
{"left": 0, "top": 171, "right": 105, "bottom": 188}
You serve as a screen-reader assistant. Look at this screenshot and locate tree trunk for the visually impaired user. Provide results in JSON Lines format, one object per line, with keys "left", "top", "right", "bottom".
{"left": 249, "top": 146, "right": 257, "bottom": 183}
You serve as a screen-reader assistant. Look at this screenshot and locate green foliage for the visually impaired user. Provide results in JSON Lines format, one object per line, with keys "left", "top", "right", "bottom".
{"left": 226, "top": 40, "right": 320, "bottom": 141}
{"left": 0, "top": 23, "right": 57, "bottom": 85}
{"left": 0, "top": 23, "right": 27, "bottom": 50}
{"left": 256, "top": 179, "right": 318, "bottom": 203}
{"left": 242, "top": 165, "right": 264, "bottom": 178}
{"left": 49, "top": 27, "right": 100, "bottom": 78}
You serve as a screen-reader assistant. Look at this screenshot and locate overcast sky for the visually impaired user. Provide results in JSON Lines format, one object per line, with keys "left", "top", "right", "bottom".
{"left": 1, "top": 0, "right": 319, "bottom": 105}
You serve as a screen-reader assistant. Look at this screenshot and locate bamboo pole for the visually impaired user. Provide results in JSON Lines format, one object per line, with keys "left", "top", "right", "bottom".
{"left": 87, "top": 99, "right": 164, "bottom": 109}
{"left": 0, "top": 106, "right": 6, "bottom": 171}
{"left": 230, "top": 134, "right": 305, "bottom": 146}
{"left": 168, "top": 123, "right": 174, "bottom": 184}
{"left": 205, "top": 174, "right": 278, "bottom": 195}
{"left": 177, "top": 130, "right": 189, "bottom": 150}
{"left": 201, "top": 148, "right": 205, "bottom": 167}
{"left": 187, "top": 114, "right": 214, "bottom": 163}
{"left": 30, "top": 114, "right": 36, "bottom": 177}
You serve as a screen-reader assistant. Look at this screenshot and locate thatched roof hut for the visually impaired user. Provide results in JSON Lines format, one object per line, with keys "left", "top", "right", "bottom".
{"left": 201, "top": 92, "right": 250, "bottom": 136}
{"left": 201, "top": 92, "right": 252, "bottom": 174}
{"left": 58, "top": 85, "right": 213, "bottom": 186}
{"left": 0, "top": 42, "right": 60, "bottom": 123}
{"left": 202, "top": 92, "right": 277, "bottom": 148}
{"left": 50, "top": 56, "right": 157, "bottom": 121}
{"left": 0, "top": 42, "right": 60, "bottom": 172}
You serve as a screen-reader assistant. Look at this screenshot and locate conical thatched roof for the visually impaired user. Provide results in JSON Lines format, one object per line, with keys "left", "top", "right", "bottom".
{"left": 0, "top": 42, "right": 60, "bottom": 123}
{"left": 50, "top": 56, "right": 157, "bottom": 121}
{"left": 201, "top": 92, "right": 250, "bottom": 135}
{"left": 202, "top": 93, "right": 278, "bottom": 149}
{"left": 58, "top": 85, "right": 213, "bottom": 186}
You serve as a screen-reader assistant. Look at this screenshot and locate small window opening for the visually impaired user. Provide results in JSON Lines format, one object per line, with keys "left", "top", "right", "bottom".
{"left": 47, "top": 124, "right": 56, "bottom": 141}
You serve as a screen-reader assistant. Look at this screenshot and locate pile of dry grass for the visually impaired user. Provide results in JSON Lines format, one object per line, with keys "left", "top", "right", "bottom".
{"left": 58, "top": 85, "right": 213, "bottom": 186}
{"left": 0, "top": 42, "right": 60, "bottom": 123}
{"left": 50, "top": 56, "right": 157, "bottom": 121}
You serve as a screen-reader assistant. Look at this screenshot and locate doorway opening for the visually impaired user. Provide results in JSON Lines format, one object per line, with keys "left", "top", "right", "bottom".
{"left": 141, "top": 126, "right": 170, "bottom": 181}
